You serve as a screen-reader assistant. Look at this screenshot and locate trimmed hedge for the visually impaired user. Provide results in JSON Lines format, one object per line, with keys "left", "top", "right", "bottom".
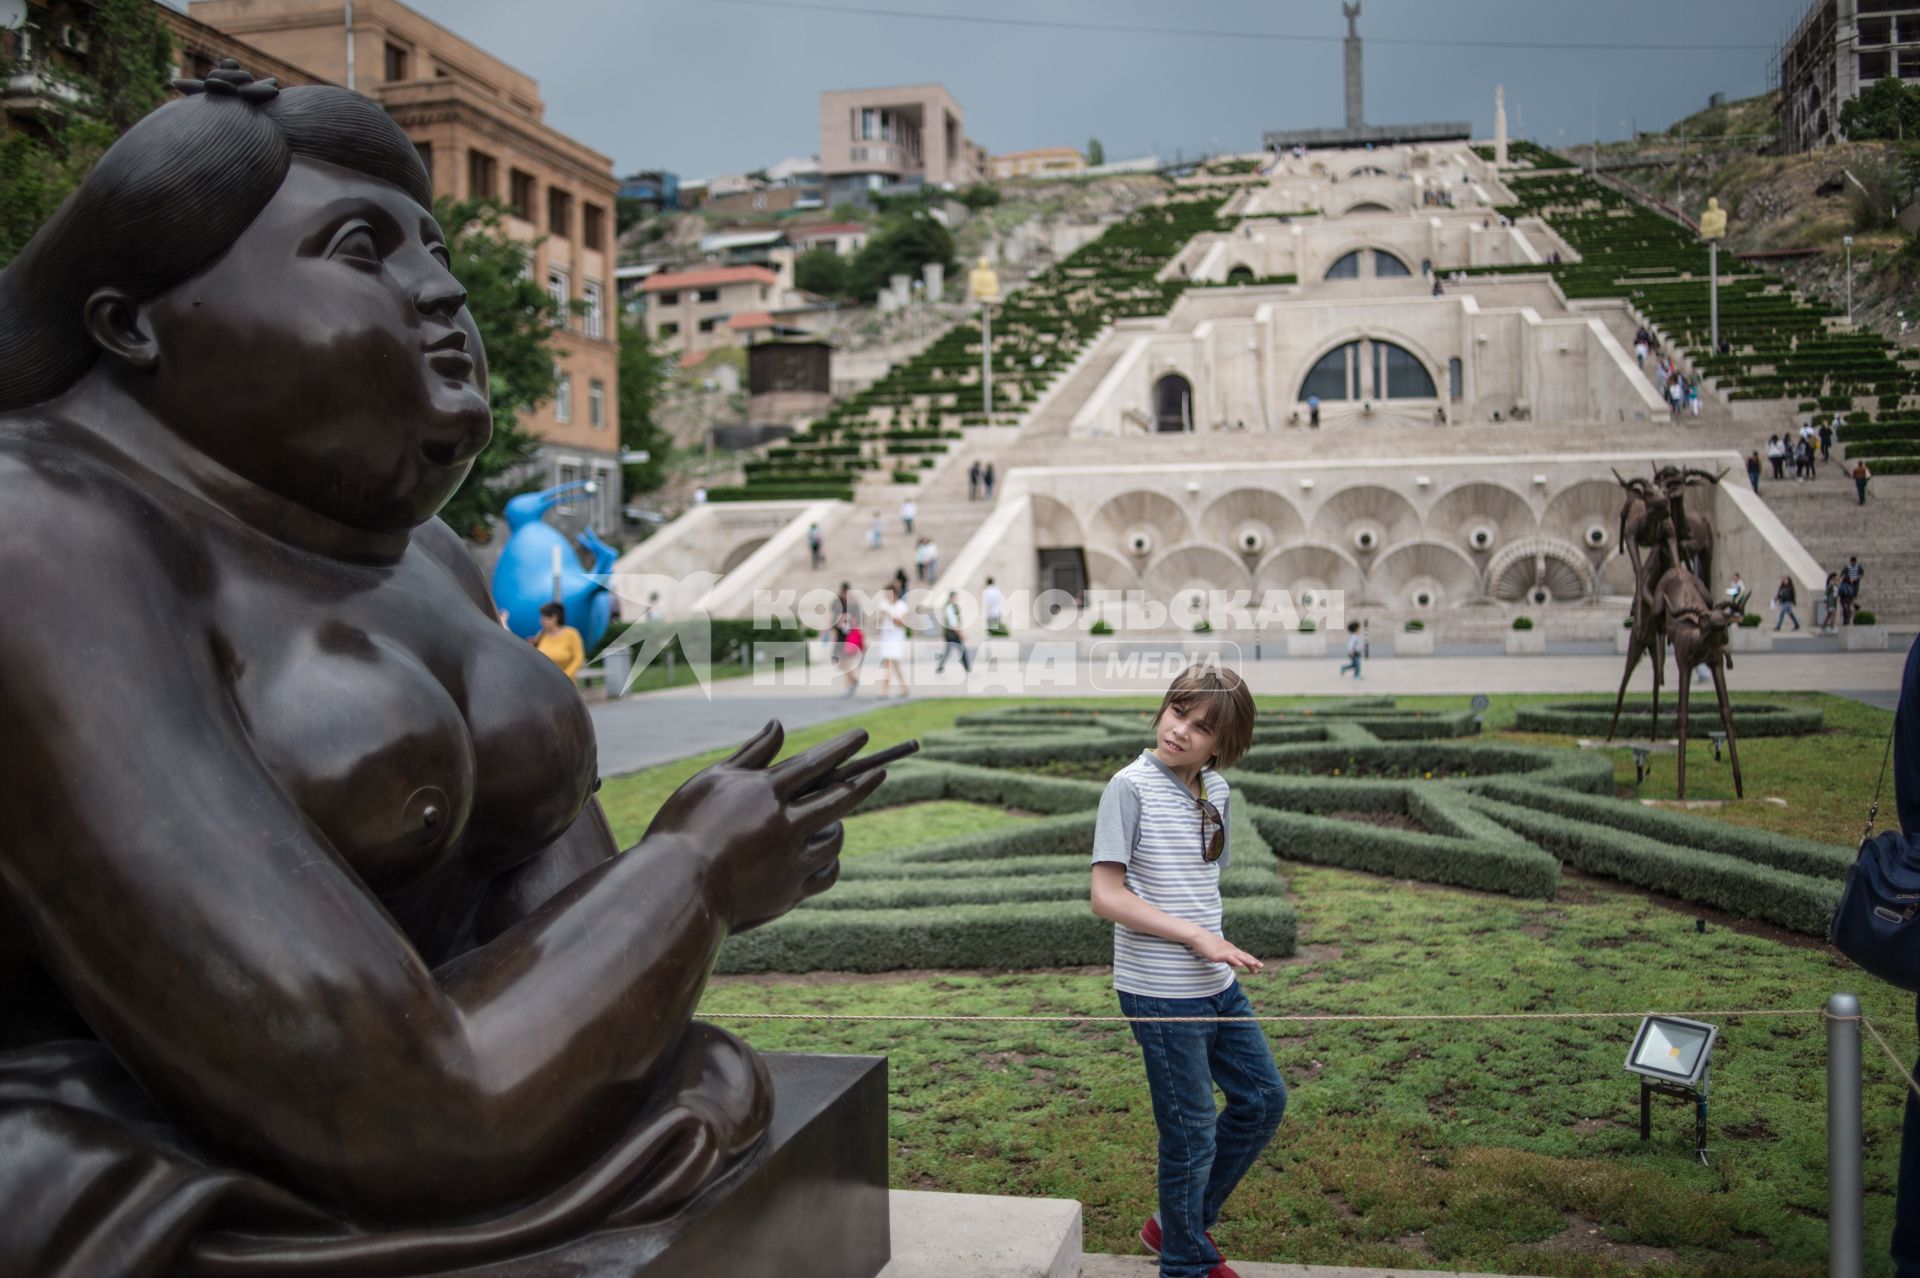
{"left": 1511, "top": 701, "right": 1824, "bottom": 739}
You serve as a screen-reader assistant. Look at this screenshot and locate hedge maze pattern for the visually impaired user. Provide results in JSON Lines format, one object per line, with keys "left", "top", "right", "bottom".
{"left": 715, "top": 700, "right": 1841, "bottom": 974}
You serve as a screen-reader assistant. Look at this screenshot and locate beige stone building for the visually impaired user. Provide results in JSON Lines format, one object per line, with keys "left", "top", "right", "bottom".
{"left": 990, "top": 147, "right": 1086, "bottom": 180}
{"left": 642, "top": 265, "right": 781, "bottom": 360}
{"left": 818, "top": 83, "right": 987, "bottom": 205}
{"left": 189, "top": 0, "right": 625, "bottom": 532}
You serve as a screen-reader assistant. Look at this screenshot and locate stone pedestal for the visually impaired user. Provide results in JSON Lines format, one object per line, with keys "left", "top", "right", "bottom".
{"left": 1728, "top": 626, "right": 1773, "bottom": 653}
{"left": 1504, "top": 630, "right": 1546, "bottom": 655}
{"left": 1287, "top": 631, "right": 1328, "bottom": 657}
{"left": 1844, "top": 624, "right": 1890, "bottom": 651}
{"left": 463, "top": 1054, "right": 890, "bottom": 1277}
{"left": 1394, "top": 629, "right": 1433, "bottom": 656}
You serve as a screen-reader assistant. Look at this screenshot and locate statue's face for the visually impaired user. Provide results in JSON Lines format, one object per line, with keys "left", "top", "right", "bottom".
{"left": 140, "top": 158, "right": 492, "bottom": 532}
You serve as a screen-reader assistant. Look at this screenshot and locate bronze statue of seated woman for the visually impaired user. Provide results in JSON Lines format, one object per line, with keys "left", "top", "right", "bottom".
{"left": 0, "top": 62, "right": 881, "bottom": 1277}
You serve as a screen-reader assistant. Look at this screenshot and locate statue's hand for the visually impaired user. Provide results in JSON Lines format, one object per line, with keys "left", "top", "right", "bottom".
{"left": 650, "top": 721, "right": 883, "bottom": 933}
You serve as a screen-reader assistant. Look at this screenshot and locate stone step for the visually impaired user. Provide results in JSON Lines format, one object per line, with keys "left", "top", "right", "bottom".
{"left": 878, "top": 1190, "right": 1079, "bottom": 1278}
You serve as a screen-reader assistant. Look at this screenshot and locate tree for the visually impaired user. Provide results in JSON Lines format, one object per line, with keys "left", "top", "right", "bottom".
{"left": 793, "top": 246, "right": 850, "bottom": 298}
{"left": 1087, "top": 137, "right": 1105, "bottom": 167}
{"left": 846, "top": 213, "right": 957, "bottom": 301}
{"left": 434, "top": 197, "right": 567, "bottom": 538}
{"left": 618, "top": 316, "right": 672, "bottom": 498}
{"left": 614, "top": 195, "right": 648, "bottom": 238}
{"left": 956, "top": 183, "right": 1001, "bottom": 210}
{"left": 1841, "top": 77, "right": 1920, "bottom": 142}
{"left": 0, "top": 0, "right": 172, "bottom": 265}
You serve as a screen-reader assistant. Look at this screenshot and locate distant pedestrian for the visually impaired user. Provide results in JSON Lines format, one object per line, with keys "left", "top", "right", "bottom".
{"left": 1308, "top": 395, "right": 1322, "bottom": 429}
{"left": 935, "top": 591, "right": 971, "bottom": 674}
{"left": 893, "top": 566, "right": 910, "bottom": 600}
{"left": 873, "top": 584, "right": 911, "bottom": 698}
{"left": 1819, "top": 572, "right": 1840, "bottom": 633}
{"left": 983, "top": 576, "right": 1006, "bottom": 633}
{"left": 924, "top": 536, "right": 939, "bottom": 584}
{"left": 1855, "top": 459, "right": 1873, "bottom": 506}
{"left": 1767, "top": 434, "right": 1786, "bottom": 480}
{"left": 900, "top": 496, "right": 917, "bottom": 536}
{"left": 968, "top": 459, "right": 982, "bottom": 501}
{"left": 1338, "top": 621, "right": 1364, "bottom": 679}
{"left": 1819, "top": 421, "right": 1833, "bottom": 462}
{"left": 1843, "top": 556, "right": 1866, "bottom": 607}
{"left": 1840, "top": 573, "right": 1859, "bottom": 625}
{"left": 982, "top": 463, "right": 996, "bottom": 498}
{"left": 1688, "top": 382, "right": 1701, "bottom": 416}
{"left": 1745, "top": 450, "right": 1762, "bottom": 494}
{"left": 807, "top": 521, "right": 824, "bottom": 570}
{"left": 867, "top": 511, "right": 883, "bottom": 550}
{"left": 913, "top": 537, "right": 930, "bottom": 583}
{"left": 1773, "top": 577, "right": 1800, "bottom": 631}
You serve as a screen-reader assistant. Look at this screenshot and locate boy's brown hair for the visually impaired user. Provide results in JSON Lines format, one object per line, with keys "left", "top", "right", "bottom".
{"left": 1155, "top": 665, "right": 1256, "bottom": 770}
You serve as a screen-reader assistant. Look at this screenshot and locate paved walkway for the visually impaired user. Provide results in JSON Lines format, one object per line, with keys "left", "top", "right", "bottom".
{"left": 589, "top": 646, "right": 1910, "bottom": 776}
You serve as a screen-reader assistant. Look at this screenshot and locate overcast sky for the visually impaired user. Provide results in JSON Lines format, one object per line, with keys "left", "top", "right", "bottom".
{"left": 187, "top": 0, "right": 1820, "bottom": 177}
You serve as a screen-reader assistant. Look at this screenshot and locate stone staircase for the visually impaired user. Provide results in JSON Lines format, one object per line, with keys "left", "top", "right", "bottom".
{"left": 1747, "top": 472, "right": 1920, "bottom": 623}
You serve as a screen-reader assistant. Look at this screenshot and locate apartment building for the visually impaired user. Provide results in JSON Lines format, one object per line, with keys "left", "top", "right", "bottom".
{"left": 642, "top": 265, "right": 780, "bottom": 360}
{"left": 990, "top": 146, "right": 1086, "bottom": 180}
{"left": 1776, "top": 0, "right": 1920, "bottom": 151}
{"left": 188, "top": 0, "right": 625, "bottom": 531}
{"left": 818, "top": 83, "right": 987, "bottom": 205}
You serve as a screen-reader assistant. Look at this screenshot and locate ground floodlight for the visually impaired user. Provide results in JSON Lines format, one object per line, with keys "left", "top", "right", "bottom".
{"left": 1627, "top": 1014, "right": 1717, "bottom": 1164}
{"left": 1626, "top": 1015, "right": 1716, "bottom": 1086}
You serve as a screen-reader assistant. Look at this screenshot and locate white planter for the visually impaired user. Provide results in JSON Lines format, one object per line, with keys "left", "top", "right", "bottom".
{"left": 1287, "top": 632, "right": 1328, "bottom": 657}
{"left": 1728, "top": 627, "right": 1774, "bottom": 653}
{"left": 1395, "top": 630, "right": 1434, "bottom": 656}
{"left": 1844, "top": 624, "right": 1890, "bottom": 652}
{"left": 1504, "top": 629, "right": 1546, "bottom": 655}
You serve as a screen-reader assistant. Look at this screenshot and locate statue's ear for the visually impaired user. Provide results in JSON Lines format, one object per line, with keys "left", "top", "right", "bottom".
{"left": 83, "top": 288, "right": 159, "bottom": 372}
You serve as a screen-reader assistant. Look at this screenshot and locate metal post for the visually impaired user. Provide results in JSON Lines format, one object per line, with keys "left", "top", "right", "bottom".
{"left": 1709, "top": 240, "right": 1719, "bottom": 351}
{"left": 981, "top": 302, "right": 993, "bottom": 422}
{"left": 1829, "top": 991, "right": 1864, "bottom": 1278}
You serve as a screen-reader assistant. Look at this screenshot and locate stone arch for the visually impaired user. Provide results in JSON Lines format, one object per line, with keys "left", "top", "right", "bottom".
{"left": 1307, "top": 484, "right": 1423, "bottom": 558}
{"left": 1321, "top": 243, "right": 1414, "bottom": 280}
{"left": 1368, "top": 540, "right": 1484, "bottom": 609}
{"left": 1339, "top": 200, "right": 1394, "bottom": 216}
{"left": 1153, "top": 373, "right": 1193, "bottom": 432}
{"left": 1252, "top": 543, "right": 1366, "bottom": 604}
{"left": 1424, "top": 481, "right": 1538, "bottom": 556}
{"left": 1143, "top": 542, "right": 1253, "bottom": 600}
{"left": 1542, "top": 479, "right": 1628, "bottom": 551}
{"left": 1089, "top": 489, "right": 1195, "bottom": 562}
{"left": 1031, "top": 493, "right": 1085, "bottom": 548}
{"left": 720, "top": 537, "right": 768, "bottom": 575}
{"left": 1347, "top": 164, "right": 1390, "bottom": 179}
{"left": 1085, "top": 546, "right": 1138, "bottom": 592}
{"left": 1226, "top": 263, "right": 1255, "bottom": 282}
{"left": 1198, "top": 487, "right": 1307, "bottom": 557}
{"left": 1293, "top": 327, "right": 1445, "bottom": 404}
{"left": 1486, "top": 537, "right": 1594, "bottom": 603}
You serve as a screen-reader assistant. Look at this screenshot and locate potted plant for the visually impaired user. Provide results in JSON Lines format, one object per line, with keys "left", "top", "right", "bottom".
{"left": 1287, "top": 617, "right": 1327, "bottom": 658}
{"left": 1089, "top": 618, "right": 1115, "bottom": 636}
{"left": 1844, "top": 609, "right": 1889, "bottom": 651}
{"left": 1397, "top": 617, "right": 1434, "bottom": 656}
{"left": 1505, "top": 615, "right": 1545, "bottom": 654}
{"left": 1729, "top": 611, "right": 1772, "bottom": 652}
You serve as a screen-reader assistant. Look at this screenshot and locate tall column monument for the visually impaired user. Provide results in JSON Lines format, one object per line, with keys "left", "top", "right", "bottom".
{"left": 1495, "top": 84, "right": 1509, "bottom": 166}
{"left": 1343, "top": 2, "right": 1364, "bottom": 131}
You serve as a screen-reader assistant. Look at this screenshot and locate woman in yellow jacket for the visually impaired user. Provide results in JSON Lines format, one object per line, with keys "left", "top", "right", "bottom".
{"left": 532, "top": 602, "right": 585, "bottom": 677}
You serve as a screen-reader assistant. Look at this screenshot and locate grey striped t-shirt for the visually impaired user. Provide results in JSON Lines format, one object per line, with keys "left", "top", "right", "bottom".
{"left": 1091, "top": 750, "right": 1234, "bottom": 998}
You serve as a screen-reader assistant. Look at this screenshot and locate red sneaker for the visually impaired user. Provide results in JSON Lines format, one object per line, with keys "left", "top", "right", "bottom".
{"left": 1139, "top": 1215, "right": 1223, "bottom": 1262}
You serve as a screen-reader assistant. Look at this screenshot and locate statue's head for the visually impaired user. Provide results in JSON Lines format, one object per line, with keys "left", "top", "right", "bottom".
{"left": 0, "top": 62, "right": 491, "bottom": 533}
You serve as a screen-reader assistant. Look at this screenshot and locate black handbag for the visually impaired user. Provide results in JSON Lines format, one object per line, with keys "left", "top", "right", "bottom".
{"left": 1829, "top": 726, "right": 1920, "bottom": 993}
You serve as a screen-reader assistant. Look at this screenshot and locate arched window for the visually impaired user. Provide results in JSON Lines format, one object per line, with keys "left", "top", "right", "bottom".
{"left": 1297, "top": 339, "right": 1436, "bottom": 401}
{"left": 1373, "top": 249, "right": 1412, "bottom": 276}
{"left": 1325, "top": 250, "right": 1362, "bottom": 279}
{"left": 1348, "top": 165, "right": 1389, "bottom": 178}
{"left": 1226, "top": 264, "right": 1254, "bottom": 282}
{"left": 1344, "top": 201, "right": 1392, "bottom": 214}
{"left": 1153, "top": 373, "right": 1193, "bottom": 432}
{"left": 1448, "top": 357, "right": 1463, "bottom": 399}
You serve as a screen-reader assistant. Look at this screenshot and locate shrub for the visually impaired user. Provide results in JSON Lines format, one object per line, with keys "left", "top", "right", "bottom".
{"left": 1739, "top": 613, "right": 1762, "bottom": 628}
{"left": 1193, "top": 619, "right": 1213, "bottom": 633}
{"left": 1298, "top": 619, "right": 1318, "bottom": 633}
{"left": 1403, "top": 619, "right": 1426, "bottom": 632}
{"left": 1089, "top": 618, "right": 1114, "bottom": 635}
{"left": 1856, "top": 610, "right": 1880, "bottom": 625}
{"left": 1510, "top": 701, "right": 1823, "bottom": 738}
{"left": 1511, "top": 616, "right": 1535, "bottom": 631}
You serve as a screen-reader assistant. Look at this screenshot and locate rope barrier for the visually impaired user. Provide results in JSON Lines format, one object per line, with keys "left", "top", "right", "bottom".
{"left": 707, "top": 1007, "right": 1823, "bottom": 1024}
{"left": 1838, "top": 1011, "right": 1920, "bottom": 1103}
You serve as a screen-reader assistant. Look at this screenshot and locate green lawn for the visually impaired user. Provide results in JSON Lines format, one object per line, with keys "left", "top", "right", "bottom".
{"left": 598, "top": 691, "right": 1915, "bottom": 1276}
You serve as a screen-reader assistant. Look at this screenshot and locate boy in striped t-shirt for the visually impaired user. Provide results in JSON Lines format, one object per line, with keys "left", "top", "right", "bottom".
{"left": 1090, "top": 666, "right": 1284, "bottom": 1278}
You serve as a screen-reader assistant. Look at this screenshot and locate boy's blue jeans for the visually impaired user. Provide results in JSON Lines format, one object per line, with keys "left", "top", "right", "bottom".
{"left": 1119, "top": 981, "right": 1288, "bottom": 1278}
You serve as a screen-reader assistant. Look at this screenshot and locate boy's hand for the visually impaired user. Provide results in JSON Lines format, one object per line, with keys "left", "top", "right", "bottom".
{"left": 1189, "top": 932, "right": 1265, "bottom": 973}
